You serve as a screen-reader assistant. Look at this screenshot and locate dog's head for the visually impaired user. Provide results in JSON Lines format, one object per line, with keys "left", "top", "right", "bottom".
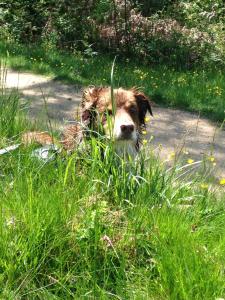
{"left": 81, "top": 87, "right": 153, "bottom": 150}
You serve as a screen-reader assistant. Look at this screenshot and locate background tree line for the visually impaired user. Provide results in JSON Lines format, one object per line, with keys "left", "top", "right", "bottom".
{"left": 0, "top": 0, "right": 224, "bottom": 67}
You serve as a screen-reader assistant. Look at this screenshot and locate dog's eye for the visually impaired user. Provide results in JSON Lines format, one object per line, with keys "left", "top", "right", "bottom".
{"left": 129, "top": 105, "right": 137, "bottom": 113}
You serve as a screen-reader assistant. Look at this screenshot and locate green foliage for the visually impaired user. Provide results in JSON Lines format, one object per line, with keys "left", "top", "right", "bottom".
{"left": 0, "top": 85, "right": 225, "bottom": 298}
{"left": 0, "top": 66, "right": 20, "bottom": 136}
{"left": 168, "top": 0, "right": 225, "bottom": 64}
{"left": 174, "top": 0, "right": 225, "bottom": 27}
{"left": 132, "top": 0, "right": 175, "bottom": 15}
{"left": 0, "top": 55, "right": 224, "bottom": 298}
{"left": 0, "top": 90, "right": 19, "bottom": 137}
{"left": 0, "top": 0, "right": 224, "bottom": 67}
{"left": 0, "top": 0, "right": 96, "bottom": 50}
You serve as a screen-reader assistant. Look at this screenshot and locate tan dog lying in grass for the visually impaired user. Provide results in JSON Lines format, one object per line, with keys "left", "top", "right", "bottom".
{"left": 22, "top": 87, "right": 153, "bottom": 155}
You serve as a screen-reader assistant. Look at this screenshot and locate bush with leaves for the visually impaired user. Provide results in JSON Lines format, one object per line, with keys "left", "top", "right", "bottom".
{"left": 96, "top": 1, "right": 221, "bottom": 67}
{"left": 0, "top": 0, "right": 224, "bottom": 67}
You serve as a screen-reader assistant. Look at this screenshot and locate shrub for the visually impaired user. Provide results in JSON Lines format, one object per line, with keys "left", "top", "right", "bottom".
{"left": 0, "top": 0, "right": 224, "bottom": 67}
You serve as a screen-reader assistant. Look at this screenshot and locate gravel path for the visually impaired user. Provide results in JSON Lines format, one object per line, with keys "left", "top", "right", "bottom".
{"left": 5, "top": 69, "right": 225, "bottom": 180}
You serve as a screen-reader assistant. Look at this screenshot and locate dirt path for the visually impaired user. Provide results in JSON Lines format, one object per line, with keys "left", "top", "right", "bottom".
{"left": 5, "top": 69, "right": 225, "bottom": 180}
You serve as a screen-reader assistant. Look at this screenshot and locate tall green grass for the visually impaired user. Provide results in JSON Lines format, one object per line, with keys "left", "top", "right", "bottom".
{"left": 0, "top": 76, "right": 225, "bottom": 299}
{"left": 0, "top": 40, "right": 224, "bottom": 122}
{"left": 0, "top": 64, "right": 31, "bottom": 143}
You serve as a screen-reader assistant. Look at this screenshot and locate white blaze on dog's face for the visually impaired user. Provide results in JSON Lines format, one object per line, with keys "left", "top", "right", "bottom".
{"left": 99, "top": 89, "right": 139, "bottom": 147}
{"left": 81, "top": 87, "right": 153, "bottom": 154}
{"left": 113, "top": 108, "right": 137, "bottom": 142}
{"left": 103, "top": 106, "right": 138, "bottom": 157}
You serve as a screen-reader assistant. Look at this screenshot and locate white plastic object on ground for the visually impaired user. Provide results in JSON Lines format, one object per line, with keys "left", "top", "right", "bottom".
{"left": 0, "top": 144, "right": 21, "bottom": 155}
{"left": 31, "top": 144, "right": 61, "bottom": 162}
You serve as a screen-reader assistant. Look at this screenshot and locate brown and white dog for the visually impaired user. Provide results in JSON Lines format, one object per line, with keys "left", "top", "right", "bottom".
{"left": 61, "top": 87, "right": 153, "bottom": 155}
{"left": 22, "top": 87, "right": 153, "bottom": 156}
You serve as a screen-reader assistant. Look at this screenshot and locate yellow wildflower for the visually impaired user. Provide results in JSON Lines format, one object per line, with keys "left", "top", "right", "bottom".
{"left": 142, "top": 130, "right": 147, "bottom": 135}
{"left": 145, "top": 117, "right": 150, "bottom": 122}
{"left": 142, "top": 139, "right": 148, "bottom": 145}
{"left": 208, "top": 156, "right": 215, "bottom": 162}
{"left": 187, "top": 159, "right": 194, "bottom": 164}
{"left": 219, "top": 179, "right": 225, "bottom": 185}
{"left": 168, "top": 152, "right": 175, "bottom": 160}
{"left": 200, "top": 183, "right": 208, "bottom": 189}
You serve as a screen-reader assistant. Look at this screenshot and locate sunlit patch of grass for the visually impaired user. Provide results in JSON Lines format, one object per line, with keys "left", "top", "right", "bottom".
{"left": 1, "top": 130, "right": 225, "bottom": 298}
{"left": 1, "top": 125, "right": 225, "bottom": 298}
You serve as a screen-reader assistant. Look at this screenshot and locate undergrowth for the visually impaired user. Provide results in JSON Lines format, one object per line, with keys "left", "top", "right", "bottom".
{"left": 0, "top": 67, "right": 225, "bottom": 299}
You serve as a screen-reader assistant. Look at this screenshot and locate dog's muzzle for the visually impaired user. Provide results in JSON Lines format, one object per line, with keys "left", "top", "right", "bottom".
{"left": 120, "top": 124, "right": 135, "bottom": 140}
{"left": 113, "top": 109, "right": 137, "bottom": 143}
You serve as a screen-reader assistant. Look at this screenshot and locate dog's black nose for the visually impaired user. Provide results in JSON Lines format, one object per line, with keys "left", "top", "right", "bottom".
{"left": 120, "top": 124, "right": 134, "bottom": 134}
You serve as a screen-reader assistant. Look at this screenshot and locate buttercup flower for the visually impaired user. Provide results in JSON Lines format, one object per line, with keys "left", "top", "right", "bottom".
{"left": 219, "top": 178, "right": 225, "bottom": 185}
{"left": 187, "top": 159, "right": 194, "bottom": 164}
{"left": 200, "top": 183, "right": 208, "bottom": 189}
{"left": 142, "top": 130, "right": 147, "bottom": 135}
{"left": 142, "top": 139, "right": 148, "bottom": 145}
{"left": 207, "top": 156, "right": 215, "bottom": 162}
{"left": 168, "top": 152, "right": 175, "bottom": 160}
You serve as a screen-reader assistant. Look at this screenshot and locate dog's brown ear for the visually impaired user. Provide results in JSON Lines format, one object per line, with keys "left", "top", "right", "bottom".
{"left": 134, "top": 91, "right": 153, "bottom": 126}
{"left": 81, "top": 86, "right": 100, "bottom": 125}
